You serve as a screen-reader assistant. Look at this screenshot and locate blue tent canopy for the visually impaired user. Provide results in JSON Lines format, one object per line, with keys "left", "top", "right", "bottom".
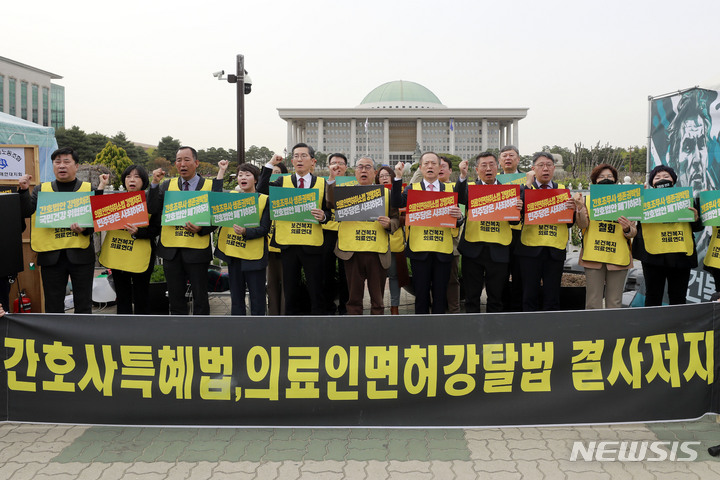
{"left": 0, "top": 112, "right": 58, "bottom": 182}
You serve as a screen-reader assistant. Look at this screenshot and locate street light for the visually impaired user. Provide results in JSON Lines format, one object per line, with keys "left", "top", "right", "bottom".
{"left": 213, "top": 54, "right": 253, "bottom": 164}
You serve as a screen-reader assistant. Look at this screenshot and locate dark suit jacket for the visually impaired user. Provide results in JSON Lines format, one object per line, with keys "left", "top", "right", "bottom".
{"left": 456, "top": 178, "right": 511, "bottom": 263}
{"left": 148, "top": 176, "right": 221, "bottom": 263}
{"left": 256, "top": 166, "right": 331, "bottom": 255}
{"left": 390, "top": 178, "right": 462, "bottom": 262}
{"left": 19, "top": 179, "right": 96, "bottom": 266}
{"left": 515, "top": 181, "right": 574, "bottom": 261}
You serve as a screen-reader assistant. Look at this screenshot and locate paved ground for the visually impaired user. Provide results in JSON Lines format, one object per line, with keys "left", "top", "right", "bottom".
{"left": 2, "top": 417, "right": 720, "bottom": 479}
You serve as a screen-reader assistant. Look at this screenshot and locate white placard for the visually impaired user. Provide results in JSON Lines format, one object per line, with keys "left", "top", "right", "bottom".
{"left": 0, "top": 148, "right": 26, "bottom": 179}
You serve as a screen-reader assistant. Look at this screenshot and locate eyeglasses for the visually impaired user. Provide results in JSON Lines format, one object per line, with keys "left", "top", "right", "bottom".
{"left": 534, "top": 163, "right": 554, "bottom": 169}
{"left": 356, "top": 164, "right": 374, "bottom": 171}
{"left": 293, "top": 153, "right": 311, "bottom": 160}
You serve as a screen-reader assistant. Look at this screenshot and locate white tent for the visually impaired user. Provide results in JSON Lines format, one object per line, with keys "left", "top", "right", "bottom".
{"left": 0, "top": 112, "right": 58, "bottom": 181}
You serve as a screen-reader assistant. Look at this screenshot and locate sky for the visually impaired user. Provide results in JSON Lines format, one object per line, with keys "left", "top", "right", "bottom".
{"left": 5, "top": 0, "right": 720, "bottom": 158}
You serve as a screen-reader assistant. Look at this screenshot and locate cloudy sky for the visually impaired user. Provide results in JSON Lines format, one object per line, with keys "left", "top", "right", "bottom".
{"left": 6, "top": 0, "right": 719, "bottom": 157}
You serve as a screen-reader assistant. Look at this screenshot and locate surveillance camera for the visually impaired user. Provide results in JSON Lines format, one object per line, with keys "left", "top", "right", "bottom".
{"left": 244, "top": 73, "right": 252, "bottom": 94}
{"left": 212, "top": 70, "right": 225, "bottom": 78}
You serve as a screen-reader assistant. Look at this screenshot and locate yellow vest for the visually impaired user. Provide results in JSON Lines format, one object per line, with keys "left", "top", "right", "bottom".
{"left": 337, "top": 189, "right": 390, "bottom": 253}
{"left": 390, "top": 227, "right": 405, "bottom": 253}
{"left": 274, "top": 175, "right": 325, "bottom": 247}
{"left": 268, "top": 222, "right": 280, "bottom": 253}
{"left": 159, "top": 178, "right": 213, "bottom": 249}
{"left": 216, "top": 194, "right": 268, "bottom": 260}
{"left": 643, "top": 222, "right": 694, "bottom": 256}
{"left": 322, "top": 209, "right": 339, "bottom": 232}
{"left": 581, "top": 197, "right": 631, "bottom": 266}
{"left": 99, "top": 222, "right": 153, "bottom": 273}
{"left": 520, "top": 184, "right": 569, "bottom": 251}
{"left": 31, "top": 181, "right": 92, "bottom": 253}
{"left": 406, "top": 182, "right": 454, "bottom": 255}
{"left": 704, "top": 226, "right": 720, "bottom": 268}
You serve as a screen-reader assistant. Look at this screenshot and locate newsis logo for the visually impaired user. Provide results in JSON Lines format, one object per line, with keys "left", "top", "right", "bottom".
{"left": 570, "top": 441, "right": 701, "bottom": 462}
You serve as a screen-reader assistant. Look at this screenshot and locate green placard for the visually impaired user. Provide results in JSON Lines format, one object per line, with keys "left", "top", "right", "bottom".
{"left": 642, "top": 187, "right": 694, "bottom": 223}
{"left": 209, "top": 192, "right": 260, "bottom": 227}
{"left": 496, "top": 173, "right": 526, "bottom": 185}
{"left": 269, "top": 186, "right": 319, "bottom": 223}
{"left": 335, "top": 176, "right": 358, "bottom": 186}
{"left": 270, "top": 173, "right": 291, "bottom": 182}
{"left": 699, "top": 191, "right": 720, "bottom": 226}
{"left": 589, "top": 184, "right": 643, "bottom": 221}
{"left": 162, "top": 191, "right": 212, "bottom": 226}
{"left": 35, "top": 191, "right": 93, "bottom": 228}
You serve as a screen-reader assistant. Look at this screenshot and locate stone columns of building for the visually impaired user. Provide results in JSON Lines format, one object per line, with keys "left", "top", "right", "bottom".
{"left": 286, "top": 120, "right": 294, "bottom": 152}
{"left": 513, "top": 119, "right": 519, "bottom": 149}
{"left": 317, "top": 119, "right": 324, "bottom": 153}
{"left": 383, "top": 118, "right": 389, "bottom": 164}
{"left": 350, "top": 119, "right": 357, "bottom": 164}
{"left": 416, "top": 118, "right": 423, "bottom": 151}
{"left": 449, "top": 118, "right": 455, "bottom": 156}
{"left": 481, "top": 118, "right": 488, "bottom": 151}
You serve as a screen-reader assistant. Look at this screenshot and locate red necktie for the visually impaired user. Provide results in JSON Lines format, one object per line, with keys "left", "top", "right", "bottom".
{"left": 298, "top": 177, "right": 305, "bottom": 188}
{"left": 427, "top": 183, "right": 435, "bottom": 191}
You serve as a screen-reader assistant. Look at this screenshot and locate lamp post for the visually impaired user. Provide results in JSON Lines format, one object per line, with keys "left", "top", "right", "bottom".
{"left": 214, "top": 54, "right": 252, "bottom": 164}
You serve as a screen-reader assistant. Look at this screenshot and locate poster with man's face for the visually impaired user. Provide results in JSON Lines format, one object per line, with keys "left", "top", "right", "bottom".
{"left": 649, "top": 87, "right": 720, "bottom": 301}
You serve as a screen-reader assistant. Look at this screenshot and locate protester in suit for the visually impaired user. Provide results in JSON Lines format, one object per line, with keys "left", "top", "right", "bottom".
{"left": 98, "top": 165, "right": 161, "bottom": 314}
{"left": 321, "top": 153, "right": 350, "bottom": 314}
{"left": 516, "top": 152, "right": 580, "bottom": 312}
{"left": 456, "top": 152, "right": 523, "bottom": 313}
{"left": 18, "top": 147, "right": 96, "bottom": 313}
{"left": 326, "top": 157, "right": 399, "bottom": 315}
{"left": 500, "top": 145, "right": 522, "bottom": 174}
{"left": 633, "top": 165, "right": 703, "bottom": 306}
{"left": 147, "top": 147, "right": 224, "bottom": 315}
{"left": 391, "top": 152, "right": 463, "bottom": 314}
{"left": 215, "top": 162, "right": 270, "bottom": 315}
{"left": 256, "top": 143, "right": 332, "bottom": 315}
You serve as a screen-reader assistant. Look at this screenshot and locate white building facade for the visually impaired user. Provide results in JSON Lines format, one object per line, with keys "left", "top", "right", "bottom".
{"left": 0, "top": 56, "right": 64, "bottom": 129}
{"left": 278, "top": 80, "right": 528, "bottom": 165}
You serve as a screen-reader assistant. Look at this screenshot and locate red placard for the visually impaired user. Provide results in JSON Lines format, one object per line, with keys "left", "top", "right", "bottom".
{"left": 406, "top": 189, "right": 458, "bottom": 228}
{"left": 524, "top": 188, "right": 573, "bottom": 225}
{"left": 468, "top": 184, "right": 520, "bottom": 222}
{"left": 90, "top": 191, "right": 149, "bottom": 232}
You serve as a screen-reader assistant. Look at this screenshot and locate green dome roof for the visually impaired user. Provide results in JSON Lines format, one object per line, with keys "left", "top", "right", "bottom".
{"left": 359, "top": 80, "right": 444, "bottom": 108}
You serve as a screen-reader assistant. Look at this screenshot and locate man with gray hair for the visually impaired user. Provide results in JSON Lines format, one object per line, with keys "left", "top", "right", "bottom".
{"left": 500, "top": 145, "right": 522, "bottom": 174}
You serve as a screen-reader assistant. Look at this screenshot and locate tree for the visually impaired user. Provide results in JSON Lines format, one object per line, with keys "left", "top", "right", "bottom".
{"left": 112, "top": 132, "right": 149, "bottom": 166}
{"left": 198, "top": 147, "right": 233, "bottom": 166}
{"left": 245, "top": 145, "right": 274, "bottom": 166}
{"left": 93, "top": 142, "right": 132, "bottom": 189}
{"left": 156, "top": 136, "right": 182, "bottom": 162}
{"left": 86, "top": 132, "right": 111, "bottom": 163}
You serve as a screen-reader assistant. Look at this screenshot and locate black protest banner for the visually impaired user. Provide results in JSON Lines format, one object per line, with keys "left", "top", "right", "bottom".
{"left": 1, "top": 304, "right": 718, "bottom": 426}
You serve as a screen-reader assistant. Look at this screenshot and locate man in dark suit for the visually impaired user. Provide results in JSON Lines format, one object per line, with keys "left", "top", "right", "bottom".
{"left": 18, "top": 147, "right": 96, "bottom": 313}
{"left": 256, "top": 143, "right": 331, "bottom": 315}
{"left": 148, "top": 147, "right": 224, "bottom": 315}
{"left": 516, "top": 152, "right": 580, "bottom": 312}
{"left": 391, "top": 152, "right": 463, "bottom": 314}
{"left": 456, "top": 152, "right": 523, "bottom": 313}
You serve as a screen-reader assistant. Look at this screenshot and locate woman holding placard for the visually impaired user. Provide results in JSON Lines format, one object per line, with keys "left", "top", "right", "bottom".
{"left": 98, "top": 165, "right": 160, "bottom": 314}
{"left": 575, "top": 164, "right": 636, "bottom": 309}
{"left": 632, "top": 165, "right": 702, "bottom": 306}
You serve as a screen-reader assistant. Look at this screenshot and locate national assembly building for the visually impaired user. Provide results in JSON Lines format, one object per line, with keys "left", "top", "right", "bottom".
{"left": 278, "top": 80, "right": 528, "bottom": 166}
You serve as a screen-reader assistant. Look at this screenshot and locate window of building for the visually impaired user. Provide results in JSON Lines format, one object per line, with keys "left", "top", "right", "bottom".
{"left": 32, "top": 84, "right": 39, "bottom": 124}
{"left": 21, "top": 81, "right": 28, "bottom": 119}
{"left": 8, "top": 78, "right": 16, "bottom": 116}
{"left": 0, "top": 76, "right": 3, "bottom": 112}
{"left": 42, "top": 87, "right": 49, "bottom": 126}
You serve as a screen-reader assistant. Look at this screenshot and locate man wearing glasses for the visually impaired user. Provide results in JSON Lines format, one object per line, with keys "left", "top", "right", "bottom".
{"left": 258, "top": 143, "right": 331, "bottom": 315}
{"left": 516, "top": 152, "right": 580, "bottom": 311}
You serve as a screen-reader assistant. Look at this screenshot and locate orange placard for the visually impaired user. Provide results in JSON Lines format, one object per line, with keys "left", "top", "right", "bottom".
{"left": 524, "top": 188, "right": 573, "bottom": 225}
{"left": 90, "top": 191, "right": 149, "bottom": 231}
{"left": 406, "top": 189, "right": 458, "bottom": 228}
{"left": 468, "top": 184, "right": 520, "bottom": 222}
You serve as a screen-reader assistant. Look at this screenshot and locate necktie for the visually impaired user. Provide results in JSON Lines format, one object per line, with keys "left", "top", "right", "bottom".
{"left": 427, "top": 183, "right": 435, "bottom": 191}
{"left": 298, "top": 177, "right": 305, "bottom": 188}
{"left": 183, "top": 181, "right": 190, "bottom": 191}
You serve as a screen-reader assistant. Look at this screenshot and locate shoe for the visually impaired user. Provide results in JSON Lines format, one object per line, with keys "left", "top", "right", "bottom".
{"left": 390, "top": 306, "right": 399, "bottom": 315}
